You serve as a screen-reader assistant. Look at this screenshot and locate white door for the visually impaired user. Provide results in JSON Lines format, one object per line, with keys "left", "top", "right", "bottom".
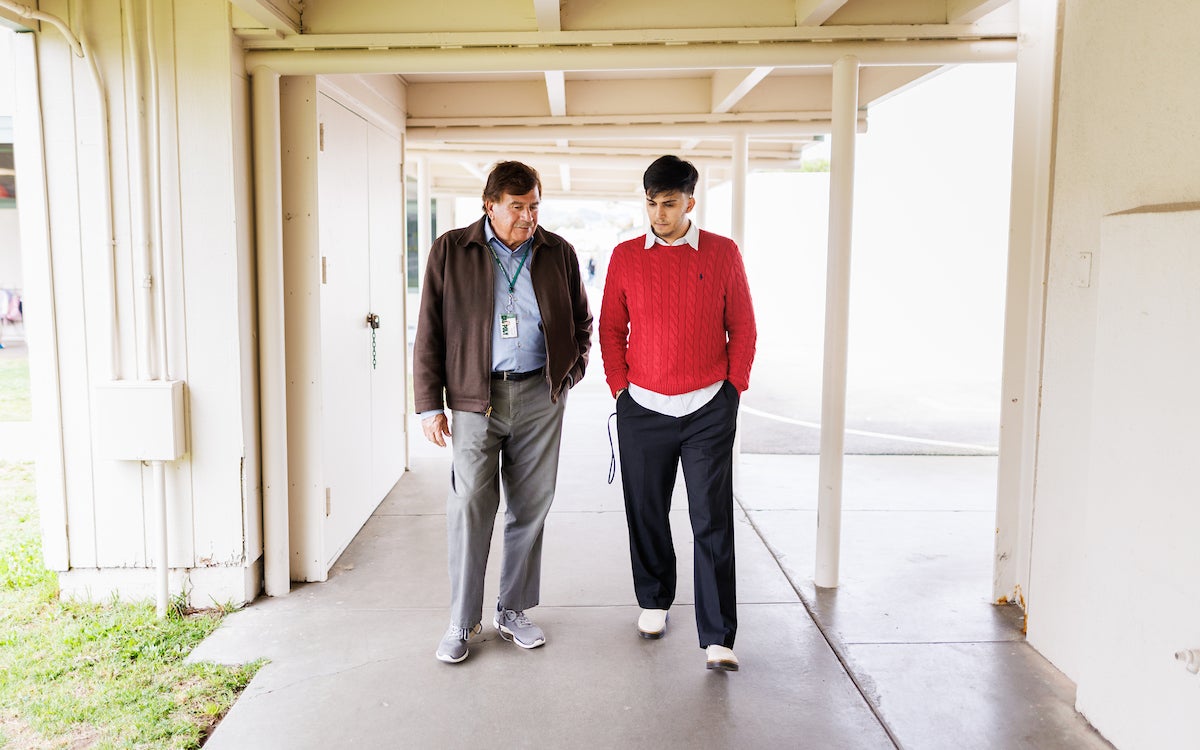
{"left": 367, "top": 127, "right": 407, "bottom": 501}
{"left": 316, "top": 94, "right": 375, "bottom": 566}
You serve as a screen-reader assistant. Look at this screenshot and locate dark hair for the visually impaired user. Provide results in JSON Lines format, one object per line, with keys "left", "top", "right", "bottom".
{"left": 643, "top": 155, "right": 699, "bottom": 198}
{"left": 482, "top": 161, "right": 543, "bottom": 210}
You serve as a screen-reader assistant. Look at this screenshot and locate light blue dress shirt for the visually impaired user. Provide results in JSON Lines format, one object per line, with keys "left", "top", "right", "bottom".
{"left": 484, "top": 219, "right": 547, "bottom": 373}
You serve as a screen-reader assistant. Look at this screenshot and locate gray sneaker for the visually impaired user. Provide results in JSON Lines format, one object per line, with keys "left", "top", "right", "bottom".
{"left": 493, "top": 605, "right": 546, "bottom": 649}
{"left": 436, "top": 622, "right": 482, "bottom": 664}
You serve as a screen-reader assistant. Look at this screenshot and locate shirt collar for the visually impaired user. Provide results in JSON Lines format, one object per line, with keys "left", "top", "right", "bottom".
{"left": 644, "top": 220, "right": 701, "bottom": 251}
{"left": 484, "top": 217, "right": 533, "bottom": 255}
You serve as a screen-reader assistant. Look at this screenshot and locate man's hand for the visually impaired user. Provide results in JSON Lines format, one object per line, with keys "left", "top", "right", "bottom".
{"left": 422, "top": 413, "right": 452, "bottom": 447}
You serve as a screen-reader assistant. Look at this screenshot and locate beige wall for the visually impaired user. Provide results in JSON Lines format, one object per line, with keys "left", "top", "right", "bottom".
{"left": 1030, "top": 1, "right": 1200, "bottom": 746}
{"left": 21, "top": 0, "right": 262, "bottom": 605}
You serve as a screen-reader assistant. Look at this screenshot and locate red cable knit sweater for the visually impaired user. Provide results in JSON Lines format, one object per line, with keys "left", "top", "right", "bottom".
{"left": 599, "top": 230, "right": 756, "bottom": 397}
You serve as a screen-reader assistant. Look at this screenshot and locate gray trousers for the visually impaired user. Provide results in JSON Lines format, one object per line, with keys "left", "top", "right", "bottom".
{"left": 447, "top": 377, "right": 567, "bottom": 628}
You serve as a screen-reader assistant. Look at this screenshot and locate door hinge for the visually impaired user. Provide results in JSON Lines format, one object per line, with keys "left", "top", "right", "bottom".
{"left": 321, "top": 256, "right": 327, "bottom": 284}
{"left": 319, "top": 122, "right": 325, "bottom": 152}
{"left": 325, "top": 487, "right": 331, "bottom": 516}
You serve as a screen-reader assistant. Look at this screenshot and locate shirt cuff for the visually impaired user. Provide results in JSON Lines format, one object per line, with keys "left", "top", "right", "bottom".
{"left": 418, "top": 409, "right": 445, "bottom": 421}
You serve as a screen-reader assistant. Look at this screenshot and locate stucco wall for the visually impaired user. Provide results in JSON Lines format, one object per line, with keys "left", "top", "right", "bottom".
{"left": 1031, "top": 1, "right": 1200, "bottom": 746}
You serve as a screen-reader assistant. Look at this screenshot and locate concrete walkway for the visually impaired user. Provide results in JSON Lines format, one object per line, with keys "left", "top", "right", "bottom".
{"left": 192, "top": 372, "right": 1111, "bottom": 749}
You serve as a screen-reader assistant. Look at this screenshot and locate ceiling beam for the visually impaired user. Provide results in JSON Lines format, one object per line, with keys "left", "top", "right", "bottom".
{"left": 241, "top": 23, "right": 1018, "bottom": 50}
{"left": 247, "top": 39, "right": 1015, "bottom": 76}
{"left": 947, "top": 0, "right": 1011, "bottom": 24}
{"left": 533, "top": 0, "right": 561, "bottom": 32}
{"left": 544, "top": 71, "right": 567, "bottom": 117}
{"left": 415, "top": 152, "right": 806, "bottom": 170}
{"left": 407, "top": 119, "right": 865, "bottom": 142}
{"left": 457, "top": 160, "right": 488, "bottom": 182}
{"left": 408, "top": 111, "right": 841, "bottom": 128}
{"left": 408, "top": 141, "right": 808, "bottom": 160}
{"left": 795, "top": 0, "right": 851, "bottom": 26}
{"left": 229, "top": 0, "right": 301, "bottom": 36}
{"left": 712, "top": 67, "right": 774, "bottom": 113}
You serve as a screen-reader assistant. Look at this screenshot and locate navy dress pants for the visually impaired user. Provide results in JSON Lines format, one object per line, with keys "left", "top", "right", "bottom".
{"left": 615, "top": 380, "right": 739, "bottom": 649}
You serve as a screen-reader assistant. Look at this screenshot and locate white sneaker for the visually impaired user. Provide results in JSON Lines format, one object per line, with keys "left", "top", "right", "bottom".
{"left": 637, "top": 609, "right": 669, "bottom": 639}
{"left": 705, "top": 645, "right": 739, "bottom": 671}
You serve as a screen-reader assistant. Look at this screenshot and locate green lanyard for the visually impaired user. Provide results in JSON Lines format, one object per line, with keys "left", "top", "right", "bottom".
{"left": 489, "top": 244, "right": 529, "bottom": 295}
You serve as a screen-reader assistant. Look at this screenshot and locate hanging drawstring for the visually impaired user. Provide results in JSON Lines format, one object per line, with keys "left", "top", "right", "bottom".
{"left": 607, "top": 411, "right": 619, "bottom": 484}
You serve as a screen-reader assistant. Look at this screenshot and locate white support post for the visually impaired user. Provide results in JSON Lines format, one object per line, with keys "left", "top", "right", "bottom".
{"left": 815, "top": 55, "right": 859, "bottom": 589}
{"left": 730, "top": 134, "right": 749, "bottom": 486}
{"left": 436, "top": 194, "right": 456, "bottom": 237}
{"left": 416, "top": 156, "right": 432, "bottom": 286}
{"left": 251, "top": 67, "right": 291, "bottom": 597}
{"left": 731, "top": 132, "right": 749, "bottom": 248}
{"left": 695, "top": 165, "right": 710, "bottom": 227}
{"left": 992, "top": 0, "right": 1058, "bottom": 605}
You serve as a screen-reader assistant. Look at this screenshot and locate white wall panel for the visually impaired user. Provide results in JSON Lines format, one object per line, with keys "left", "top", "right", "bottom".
{"left": 172, "top": 0, "right": 249, "bottom": 568}
{"left": 1031, "top": 1, "right": 1200, "bottom": 746}
{"left": 37, "top": 0, "right": 102, "bottom": 568}
{"left": 1077, "top": 207, "right": 1200, "bottom": 749}
{"left": 12, "top": 30, "right": 69, "bottom": 570}
{"left": 146, "top": 0, "right": 195, "bottom": 569}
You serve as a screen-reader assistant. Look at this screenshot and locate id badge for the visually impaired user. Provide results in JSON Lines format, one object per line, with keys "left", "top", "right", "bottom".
{"left": 500, "top": 313, "right": 519, "bottom": 339}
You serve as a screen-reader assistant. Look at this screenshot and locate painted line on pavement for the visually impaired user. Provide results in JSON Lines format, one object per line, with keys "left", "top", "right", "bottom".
{"left": 740, "top": 406, "right": 998, "bottom": 452}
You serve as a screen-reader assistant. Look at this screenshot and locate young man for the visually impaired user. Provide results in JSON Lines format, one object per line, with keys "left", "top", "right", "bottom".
{"left": 414, "top": 161, "right": 592, "bottom": 664}
{"left": 599, "top": 155, "right": 757, "bottom": 671}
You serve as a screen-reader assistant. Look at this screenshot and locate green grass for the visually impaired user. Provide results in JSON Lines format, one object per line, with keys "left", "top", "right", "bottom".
{"left": 0, "top": 357, "right": 32, "bottom": 421}
{"left": 0, "top": 461, "right": 263, "bottom": 749}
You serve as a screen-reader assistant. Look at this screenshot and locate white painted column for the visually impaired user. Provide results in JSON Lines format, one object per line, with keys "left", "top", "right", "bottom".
{"left": 435, "top": 193, "right": 456, "bottom": 237}
{"left": 731, "top": 133, "right": 748, "bottom": 248}
{"left": 251, "top": 67, "right": 291, "bottom": 597}
{"left": 694, "top": 166, "right": 710, "bottom": 227}
{"left": 992, "top": 0, "right": 1058, "bottom": 604}
{"left": 416, "top": 156, "right": 432, "bottom": 286}
{"left": 730, "top": 134, "right": 749, "bottom": 483}
{"left": 815, "top": 55, "right": 859, "bottom": 589}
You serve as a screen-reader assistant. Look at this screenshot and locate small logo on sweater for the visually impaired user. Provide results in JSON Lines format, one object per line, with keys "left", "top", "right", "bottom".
{"left": 698, "top": 273, "right": 704, "bottom": 280}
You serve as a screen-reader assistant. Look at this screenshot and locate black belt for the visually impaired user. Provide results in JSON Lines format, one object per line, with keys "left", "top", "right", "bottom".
{"left": 491, "top": 367, "right": 543, "bottom": 382}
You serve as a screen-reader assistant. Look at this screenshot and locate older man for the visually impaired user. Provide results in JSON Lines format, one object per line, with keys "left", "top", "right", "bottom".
{"left": 414, "top": 161, "right": 592, "bottom": 664}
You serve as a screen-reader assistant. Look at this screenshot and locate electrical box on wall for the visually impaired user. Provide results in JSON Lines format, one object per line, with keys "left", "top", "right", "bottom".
{"left": 92, "top": 380, "right": 188, "bottom": 461}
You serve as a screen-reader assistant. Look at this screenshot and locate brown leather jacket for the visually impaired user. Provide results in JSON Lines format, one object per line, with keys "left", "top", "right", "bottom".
{"left": 413, "top": 216, "right": 593, "bottom": 415}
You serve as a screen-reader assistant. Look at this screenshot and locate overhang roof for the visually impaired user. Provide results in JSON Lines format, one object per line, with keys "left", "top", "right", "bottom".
{"left": 229, "top": 0, "right": 1018, "bottom": 199}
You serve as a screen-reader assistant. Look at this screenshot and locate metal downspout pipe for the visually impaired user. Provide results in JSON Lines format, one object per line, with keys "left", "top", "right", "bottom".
{"left": 815, "top": 55, "right": 859, "bottom": 589}
{"left": 122, "top": 0, "right": 173, "bottom": 616}
{"left": 144, "top": 0, "right": 171, "bottom": 619}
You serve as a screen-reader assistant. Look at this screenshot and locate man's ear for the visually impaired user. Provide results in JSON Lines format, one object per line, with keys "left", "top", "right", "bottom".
{"left": 686, "top": 196, "right": 697, "bottom": 214}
